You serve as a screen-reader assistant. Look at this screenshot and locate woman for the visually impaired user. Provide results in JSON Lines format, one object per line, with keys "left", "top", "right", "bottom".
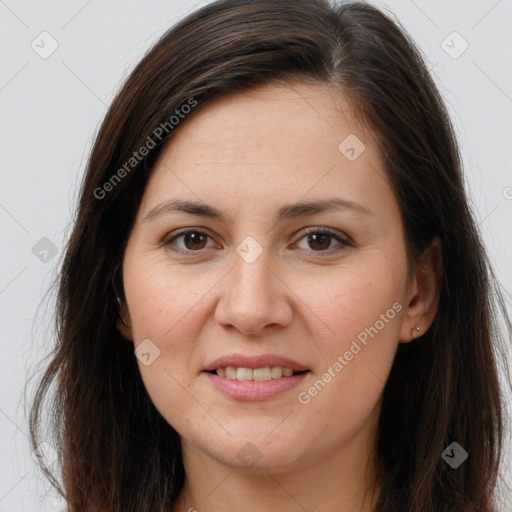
{"left": 29, "top": 0, "right": 512, "bottom": 510}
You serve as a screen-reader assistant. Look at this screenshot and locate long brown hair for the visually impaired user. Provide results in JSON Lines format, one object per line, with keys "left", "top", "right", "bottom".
{"left": 27, "top": 0, "right": 512, "bottom": 510}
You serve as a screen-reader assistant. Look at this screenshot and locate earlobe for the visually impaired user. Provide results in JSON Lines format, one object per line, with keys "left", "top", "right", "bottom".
{"left": 115, "top": 295, "right": 134, "bottom": 341}
{"left": 399, "top": 236, "right": 443, "bottom": 343}
{"left": 116, "top": 316, "right": 133, "bottom": 341}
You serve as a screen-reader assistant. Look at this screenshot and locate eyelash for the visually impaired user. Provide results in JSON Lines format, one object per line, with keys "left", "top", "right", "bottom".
{"left": 163, "top": 227, "right": 351, "bottom": 256}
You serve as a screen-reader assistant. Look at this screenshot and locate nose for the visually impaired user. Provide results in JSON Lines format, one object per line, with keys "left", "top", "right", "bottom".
{"left": 214, "top": 246, "right": 293, "bottom": 335}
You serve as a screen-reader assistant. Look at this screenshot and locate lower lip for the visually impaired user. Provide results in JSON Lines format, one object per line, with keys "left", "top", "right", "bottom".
{"left": 203, "top": 371, "right": 310, "bottom": 401}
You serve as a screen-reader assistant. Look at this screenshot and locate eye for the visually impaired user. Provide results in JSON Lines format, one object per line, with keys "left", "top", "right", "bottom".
{"left": 294, "top": 227, "right": 350, "bottom": 253}
{"left": 163, "top": 227, "right": 351, "bottom": 255}
{"left": 164, "top": 229, "right": 218, "bottom": 252}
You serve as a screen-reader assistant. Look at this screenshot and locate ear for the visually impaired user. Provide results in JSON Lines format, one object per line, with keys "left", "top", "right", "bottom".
{"left": 399, "top": 235, "right": 443, "bottom": 343}
{"left": 116, "top": 300, "right": 134, "bottom": 341}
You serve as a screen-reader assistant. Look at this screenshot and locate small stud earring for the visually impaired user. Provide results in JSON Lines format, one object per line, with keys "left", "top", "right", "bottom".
{"left": 410, "top": 324, "right": 420, "bottom": 337}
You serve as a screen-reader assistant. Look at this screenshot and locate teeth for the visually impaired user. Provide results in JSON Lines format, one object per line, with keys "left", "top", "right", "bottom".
{"left": 253, "top": 367, "right": 272, "bottom": 381}
{"left": 225, "top": 366, "right": 237, "bottom": 379}
{"left": 216, "top": 366, "right": 300, "bottom": 381}
{"left": 270, "top": 366, "right": 283, "bottom": 378}
{"left": 236, "top": 367, "right": 253, "bottom": 381}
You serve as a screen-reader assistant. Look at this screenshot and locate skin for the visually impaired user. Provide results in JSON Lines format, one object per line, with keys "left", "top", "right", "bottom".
{"left": 117, "top": 82, "right": 442, "bottom": 512}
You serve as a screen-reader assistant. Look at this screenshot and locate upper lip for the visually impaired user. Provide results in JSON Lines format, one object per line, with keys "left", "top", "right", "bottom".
{"left": 203, "top": 354, "right": 310, "bottom": 372}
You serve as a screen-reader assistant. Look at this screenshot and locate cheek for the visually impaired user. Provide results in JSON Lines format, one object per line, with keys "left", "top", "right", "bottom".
{"left": 297, "top": 265, "right": 404, "bottom": 408}
{"left": 307, "top": 262, "right": 404, "bottom": 346}
{"left": 124, "top": 252, "right": 217, "bottom": 342}
{"left": 125, "top": 266, "right": 209, "bottom": 430}
{"left": 122, "top": 255, "right": 228, "bottom": 414}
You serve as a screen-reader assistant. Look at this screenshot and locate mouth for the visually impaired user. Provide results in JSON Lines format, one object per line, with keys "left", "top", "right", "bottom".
{"left": 206, "top": 366, "right": 308, "bottom": 381}
{"left": 202, "top": 354, "right": 311, "bottom": 400}
{"left": 203, "top": 365, "right": 311, "bottom": 401}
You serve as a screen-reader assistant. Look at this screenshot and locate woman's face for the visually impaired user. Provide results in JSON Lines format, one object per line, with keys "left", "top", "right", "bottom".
{"left": 120, "top": 82, "right": 421, "bottom": 472}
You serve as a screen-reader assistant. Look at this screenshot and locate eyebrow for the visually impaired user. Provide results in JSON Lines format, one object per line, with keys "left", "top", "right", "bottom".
{"left": 142, "top": 197, "right": 374, "bottom": 225}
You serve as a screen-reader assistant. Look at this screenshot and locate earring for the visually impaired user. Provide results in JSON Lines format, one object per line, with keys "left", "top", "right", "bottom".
{"left": 410, "top": 324, "right": 421, "bottom": 337}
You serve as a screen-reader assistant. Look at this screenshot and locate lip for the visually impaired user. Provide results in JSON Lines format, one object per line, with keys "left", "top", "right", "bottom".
{"left": 203, "top": 353, "right": 309, "bottom": 372}
{"left": 204, "top": 371, "right": 310, "bottom": 401}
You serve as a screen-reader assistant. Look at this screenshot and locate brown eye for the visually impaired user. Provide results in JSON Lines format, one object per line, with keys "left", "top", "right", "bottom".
{"left": 295, "top": 228, "right": 350, "bottom": 253}
{"left": 165, "top": 230, "right": 215, "bottom": 252}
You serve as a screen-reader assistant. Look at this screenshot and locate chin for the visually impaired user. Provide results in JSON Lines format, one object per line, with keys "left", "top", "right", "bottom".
{"left": 190, "top": 431, "right": 311, "bottom": 473}
{"left": 220, "top": 448, "right": 306, "bottom": 473}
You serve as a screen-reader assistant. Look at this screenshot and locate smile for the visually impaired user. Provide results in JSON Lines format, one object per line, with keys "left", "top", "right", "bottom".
{"left": 211, "top": 366, "right": 305, "bottom": 381}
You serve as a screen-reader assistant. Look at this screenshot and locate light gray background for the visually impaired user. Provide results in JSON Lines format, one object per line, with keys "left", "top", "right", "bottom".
{"left": 0, "top": 0, "right": 511, "bottom": 510}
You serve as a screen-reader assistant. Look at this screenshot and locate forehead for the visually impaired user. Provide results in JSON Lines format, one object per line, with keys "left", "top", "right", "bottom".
{"left": 166, "top": 82, "right": 365, "bottom": 156}
{"left": 137, "top": 81, "right": 390, "bottom": 219}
